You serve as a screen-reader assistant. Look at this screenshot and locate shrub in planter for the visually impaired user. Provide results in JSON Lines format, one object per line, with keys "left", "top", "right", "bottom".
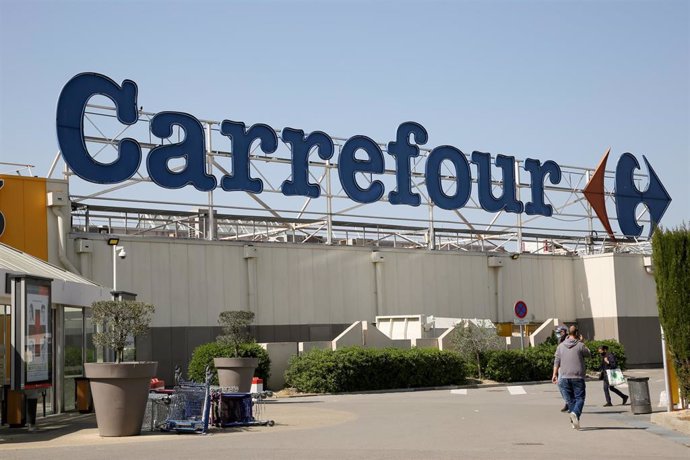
{"left": 188, "top": 341, "right": 270, "bottom": 386}
{"left": 285, "top": 346, "right": 466, "bottom": 393}
{"left": 85, "top": 300, "right": 156, "bottom": 437}
{"left": 211, "top": 310, "right": 266, "bottom": 391}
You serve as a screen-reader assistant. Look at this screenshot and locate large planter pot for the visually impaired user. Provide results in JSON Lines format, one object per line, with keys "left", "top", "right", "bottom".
{"left": 84, "top": 361, "right": 157, "bottom": 437}
{"left": 214, "top": 357, "right": 258, "bottom": 392}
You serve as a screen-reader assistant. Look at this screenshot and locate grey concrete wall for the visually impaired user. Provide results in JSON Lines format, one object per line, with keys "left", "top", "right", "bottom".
{"left": 78, "top": 236, "right": 579, "bottom": 329}
{"left": 617, "top": 316, "right": 662, "bottom": 365}
{"left": 260, "top": 342, "right": 298, "bottom": 390}
{"left": 576, "top": 316, "right": 661, "bottom": 366}
{"left": 71, "top": 235, "right": 663, "bottom": 382}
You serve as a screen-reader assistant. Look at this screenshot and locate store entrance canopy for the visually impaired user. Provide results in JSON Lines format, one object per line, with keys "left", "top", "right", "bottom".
{"left": 0, "top": 243, "right": 110, "bottom": 307}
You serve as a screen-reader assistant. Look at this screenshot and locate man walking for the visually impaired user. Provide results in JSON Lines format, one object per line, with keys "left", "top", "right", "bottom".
{"left": 555, "top": 326, "right": 569, "bottom": 412}
{"left": 598, "top": 345, "right": 628, "bottom": 406}
{"left": 552, "top": 326, "right": 591, "bottom": 430}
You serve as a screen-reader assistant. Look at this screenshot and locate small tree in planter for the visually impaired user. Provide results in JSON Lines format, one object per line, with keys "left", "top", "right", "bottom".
{"left": 92, "top": 300, "right": 155, "bottom": 363}
{"left": 85, "top": 300, "right": 157, "bottom": 437}
{"left": 213, "top": 310, "right": 262, "bottom": 392}
{"left": 217, "top": 310, "right": 255, "bottom": 357}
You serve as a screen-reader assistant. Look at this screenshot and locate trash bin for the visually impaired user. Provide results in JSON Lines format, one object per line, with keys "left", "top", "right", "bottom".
{"left": 627, "top": 377, "right": 652, "bottom": 414}
{"left": 7, "top": 389, "right": 25, "bottom": 427}
{"left": 75, "top": 377, "right": 93, "bottom": 413}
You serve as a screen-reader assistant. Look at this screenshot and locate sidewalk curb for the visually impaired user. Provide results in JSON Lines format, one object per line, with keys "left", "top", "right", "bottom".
{"left": 277, "top": 373, "right": 619, "bottom": 398}
{"left": 276, "top": 379, "right": 555, "bottom": 398}
{"left": 650, "top": 410, "right": 690, "bottom": 437}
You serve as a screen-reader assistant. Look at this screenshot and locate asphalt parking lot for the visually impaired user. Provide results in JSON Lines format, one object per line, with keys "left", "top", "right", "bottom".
{"left": 1, "top": 368, "right": 688, "bottom": 459}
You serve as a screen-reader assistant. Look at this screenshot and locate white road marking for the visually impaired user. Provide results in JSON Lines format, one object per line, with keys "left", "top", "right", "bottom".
{"left": 451, "top": 389, "right": 468, "bottom": 395}
{"left": 507, "top": 386, "right": 526, "bottom": 395}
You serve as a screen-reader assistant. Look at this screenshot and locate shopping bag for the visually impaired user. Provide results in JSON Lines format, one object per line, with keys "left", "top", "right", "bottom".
{"left": 606, "top": 368, "right": 626, "bottom": 386}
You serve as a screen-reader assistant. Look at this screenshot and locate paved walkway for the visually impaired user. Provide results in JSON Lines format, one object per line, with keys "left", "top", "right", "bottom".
{"left": 1, "top": 368, "right": 688, "bottom": 459}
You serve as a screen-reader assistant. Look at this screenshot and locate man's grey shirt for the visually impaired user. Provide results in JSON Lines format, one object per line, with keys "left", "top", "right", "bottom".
{"left": 554, "top": 337, "right": 591, "bottom": 379}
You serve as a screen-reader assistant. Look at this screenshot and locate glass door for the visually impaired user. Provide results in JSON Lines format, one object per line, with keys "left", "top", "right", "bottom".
{"left": 63, "top": 307, "right": 84, "bottom": 411}
{"left": 1, "top": 305, "right": 8, "bottom": 388}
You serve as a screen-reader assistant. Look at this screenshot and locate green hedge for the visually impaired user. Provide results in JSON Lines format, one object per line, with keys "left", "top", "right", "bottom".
{"left": 478, "top": 344, "right": 556, "bottom": 382}
{"left": 285, "top": 346, "right": 466, "bottom": 393}
{"left": 524, "top": 343, "right": 559, "bottom": 380}
{"left": 188, "top": 342, "right": 270, "bottom": 386}
{"left": 480, "top": 339, "right": 626, "bottom": 383}
{"left": 652, "top": 225, "right": 690, "bottom": 403}
{"left": 484, "top": 350, "right": 533, "bottom": 382}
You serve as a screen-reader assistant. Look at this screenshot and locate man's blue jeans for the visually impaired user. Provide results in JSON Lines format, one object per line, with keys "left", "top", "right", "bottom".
{"left": 559, "top": 378, "right": 586, "bottom": 418}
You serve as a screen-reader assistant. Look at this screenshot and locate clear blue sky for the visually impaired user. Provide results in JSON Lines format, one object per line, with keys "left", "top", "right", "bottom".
{"left": 1, "top": 0, "right": 688, "bottom": 229}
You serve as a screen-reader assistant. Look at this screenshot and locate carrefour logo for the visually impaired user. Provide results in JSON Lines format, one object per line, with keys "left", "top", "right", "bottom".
{"left": 55, "top": 73, "right": 671, "bottom": 240}
{"left": 583, "top": 148, "right": 671, "bottom": 240}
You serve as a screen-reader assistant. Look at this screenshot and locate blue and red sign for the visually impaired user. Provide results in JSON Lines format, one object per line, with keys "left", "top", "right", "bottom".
{"left": 514, "top": 300, "right": 528, "bottom": 319}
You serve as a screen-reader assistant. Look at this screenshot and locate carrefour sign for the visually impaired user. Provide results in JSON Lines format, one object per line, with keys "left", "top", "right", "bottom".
{"left": 56, "top": 73, "right": 671, "bottom": 239}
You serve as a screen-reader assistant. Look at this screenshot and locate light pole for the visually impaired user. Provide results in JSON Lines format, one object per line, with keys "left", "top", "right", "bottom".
{"left": 107, "top": 237, "right": 126, "bottom": 291}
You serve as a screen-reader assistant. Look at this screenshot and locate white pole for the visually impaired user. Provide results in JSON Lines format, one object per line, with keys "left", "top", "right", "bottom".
{"left": 515, "top": 160, "right": 523, "bottom": 253}
{"left": 326, "top": 159, "right": 333, "bottom": 245}
{"left": 520, "top": 324, "right": 524, "bottom": 350}
{"left": 206, "top": 122, "right": 215, "bottom": 240}
{"left": 112, "top": 244, "right": 117, "bottom": 291}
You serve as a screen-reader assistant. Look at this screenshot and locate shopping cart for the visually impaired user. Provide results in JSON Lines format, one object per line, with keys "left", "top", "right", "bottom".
{"left": 212, "top": 390, "right": 275, "bottom": 428}
{"left": 141, "top": 391, "right": 172, "bottom": 432}
{"left": 161, "top": 366, "right": 212, "bottom": 434}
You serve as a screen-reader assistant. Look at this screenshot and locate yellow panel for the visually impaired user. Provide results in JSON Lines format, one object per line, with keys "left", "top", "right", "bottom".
{"left": 666, "top": 346, "right": 681, "bottom": 406}
{"left": 496, "top": 323, "right": 513, "bottom": 337}
{"left": 0, "top": 175, "right": 48, "bottom": 260}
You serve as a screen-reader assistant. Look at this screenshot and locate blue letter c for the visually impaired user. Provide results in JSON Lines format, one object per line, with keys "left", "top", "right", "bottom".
{"left": 56, "top": 73, "right": 141, "bottom": 183}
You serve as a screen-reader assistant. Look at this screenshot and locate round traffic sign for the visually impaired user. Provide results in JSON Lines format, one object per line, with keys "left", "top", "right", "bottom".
{"left": 514, "top": 300, "right": 528, "bottom": 319}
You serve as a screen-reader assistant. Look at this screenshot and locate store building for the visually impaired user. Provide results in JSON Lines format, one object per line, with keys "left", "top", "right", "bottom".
{"left": 0, "top": 72, "right": 671, "bottom": 412}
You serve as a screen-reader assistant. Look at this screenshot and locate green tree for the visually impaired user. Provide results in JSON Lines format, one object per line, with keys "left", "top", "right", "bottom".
{"left": 652, "top": 225, "right": 690, "bottom": 404}
{"left": 91, "top": 300, "right": 155, "bottom": 363}
{"left": 451, "top": 322, "right": 501, "bottom": 379}
{"left": 216, "top": 310, "right": 255, "bottom": 357}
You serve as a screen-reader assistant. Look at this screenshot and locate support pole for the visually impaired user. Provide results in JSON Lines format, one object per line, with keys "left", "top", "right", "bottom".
{"left": 515, "top": 160, "right": 523, "bottom": 252}
{"left": 205, "top": 122, "right": 215, "bottom": 240}
{"left": 660, "top": 326, "right": 673, "bottom": 412}
{"left": 371, "top": 252, "right": 385, "bottom": 318}
{"left": 428, "top": 203, "right": 435, "bottom": 250}
{"left": 112, "top": 244, "right": 117, "bottom": 291}
{"left": 326, "top": 159, "right": 333, "bottom": 245}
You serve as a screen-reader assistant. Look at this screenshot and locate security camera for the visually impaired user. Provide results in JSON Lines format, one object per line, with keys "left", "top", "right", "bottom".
{"left": 117, "top": 247, "right": 127, "bottom": 259}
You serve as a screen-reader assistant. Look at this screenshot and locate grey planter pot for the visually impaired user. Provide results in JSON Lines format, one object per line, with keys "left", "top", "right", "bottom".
{"left": 84, "top": 362, "right": 158, "bottom": 437}
{"left": 214, "top": 357, "right": 258, "bottom": 392}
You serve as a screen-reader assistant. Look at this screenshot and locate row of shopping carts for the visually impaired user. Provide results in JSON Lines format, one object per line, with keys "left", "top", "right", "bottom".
{"left": 141, "top": 366, "right": 275, "bottom": 434}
